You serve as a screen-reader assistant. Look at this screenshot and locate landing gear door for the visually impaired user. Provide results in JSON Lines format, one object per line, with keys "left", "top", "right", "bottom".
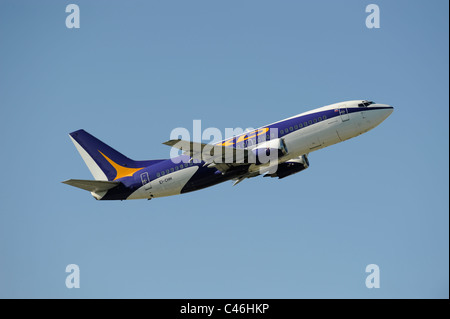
{"left": 140, "top": 172, "right": 152, "bottom": 190}
{"left": 339, "top": 106, "right": 350, "bottom": 122}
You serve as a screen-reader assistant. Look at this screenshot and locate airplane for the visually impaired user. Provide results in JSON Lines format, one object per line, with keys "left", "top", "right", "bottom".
{"left": 63, "top": 100, "right": 393, "bottom": 200}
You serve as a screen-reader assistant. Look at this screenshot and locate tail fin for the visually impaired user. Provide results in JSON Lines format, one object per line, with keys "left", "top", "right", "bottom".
{"left": 69, "top": 129, "right": 165, "bottom": 181}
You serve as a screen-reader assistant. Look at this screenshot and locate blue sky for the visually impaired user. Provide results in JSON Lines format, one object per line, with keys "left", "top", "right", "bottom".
{"left": 0, "top": 0, "right": 448, "bottom": 298}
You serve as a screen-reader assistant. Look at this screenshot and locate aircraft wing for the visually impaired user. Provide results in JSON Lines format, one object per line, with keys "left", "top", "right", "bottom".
{"left": 163, "top": 139, "right": 249, "bottom": 172}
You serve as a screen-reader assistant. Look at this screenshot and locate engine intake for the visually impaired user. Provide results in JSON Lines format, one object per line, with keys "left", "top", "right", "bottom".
{"left": 250, "top": 138, "right": 288, "bottom": 164}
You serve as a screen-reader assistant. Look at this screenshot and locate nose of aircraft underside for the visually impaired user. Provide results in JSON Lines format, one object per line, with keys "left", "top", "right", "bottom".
{"left": 370, "top": 104, "right": 394, "bottom": 126}
{"left": 378, "top": 104, "right": 394, "bottom": 121}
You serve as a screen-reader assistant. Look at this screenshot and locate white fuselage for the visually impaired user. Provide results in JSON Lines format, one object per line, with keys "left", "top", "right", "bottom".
{"left": 279, "top": 101, "right": 392, "bottom": 159}
{"left": 119, "top": 100, "right": 394, "bottom": 200}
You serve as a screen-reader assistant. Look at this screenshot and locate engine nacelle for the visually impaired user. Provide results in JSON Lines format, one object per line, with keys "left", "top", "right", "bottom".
{"left": 264, "top": 154, "right": 309, "bottom": 179}
{"left": 250, "top": 138, "right": 288, "bottom": 164}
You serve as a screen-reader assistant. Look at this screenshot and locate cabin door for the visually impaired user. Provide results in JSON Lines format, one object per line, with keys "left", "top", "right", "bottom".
{"left": 140, "top": 172, "right": 152, "bottom": 190}
{"left": 339, "top": 106, "right": 350, "bottom": 122}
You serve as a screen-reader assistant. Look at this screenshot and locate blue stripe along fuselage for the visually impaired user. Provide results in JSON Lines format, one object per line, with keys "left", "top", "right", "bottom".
{"left": 221, "top": 106, "right": 393, "bottom": 148}
{"left": 101, "top": 106, "right": 392, "bottom": 200}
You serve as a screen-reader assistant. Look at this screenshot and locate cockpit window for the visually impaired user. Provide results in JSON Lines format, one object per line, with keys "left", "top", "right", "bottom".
{"left": 358, "top": 100, "right": 376, "bottom": 107}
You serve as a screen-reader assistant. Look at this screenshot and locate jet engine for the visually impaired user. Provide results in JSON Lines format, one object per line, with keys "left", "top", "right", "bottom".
{"left": 250, "top": 138, "right": 288, "bottom": 164}
{"left": 264, "top": 154, "right": 309, "bottom": 179}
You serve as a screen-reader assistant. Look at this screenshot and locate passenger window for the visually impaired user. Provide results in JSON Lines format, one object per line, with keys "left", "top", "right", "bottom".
{"left": 304, "top": 122, "right": 308, "bottom": 127}
{"left": 161, "top": 171, "right": 165, "bottom": 176}
{"left": 313, "top": 119, "right": 317, "bottom": 123}
{"left": 318, "top": 117, "right": 322, "bottom": 121}
{"left": 184, "top": 163, "right": 189, "bottom": 168}
{"left": 170, "top": 168, "right": 174, "bottom": 172}
{"left": 175, "top": 166, "right": 179, "bottom": 171}
{"left": 156, "top": 172, "right": 160, "bottom": 177}
{"left": 166, "top": 169, "right": 169, "bottom": 174}
{"left": 289, "top": 127, "right": 293, "bottom": 132}
{"left": 308, "top": 120, "right": 312, "bottom": 125}
{"left": 294, "top": 125, "right": 298, "bottom": 130}
{"left": 299, "top": 123, "right": 303, "bottom": 128}
{"left": 323, "top": 115, "right": 327, "bottom": 120}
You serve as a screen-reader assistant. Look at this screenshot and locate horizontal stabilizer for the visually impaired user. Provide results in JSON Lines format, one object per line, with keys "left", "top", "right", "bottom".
{"left": 62, "top": 179, "right": 121, "bottom": 192}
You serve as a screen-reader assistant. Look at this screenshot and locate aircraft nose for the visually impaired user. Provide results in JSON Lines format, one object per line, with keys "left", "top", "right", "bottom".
{"left": 384, "top": 105, "right": 394, "bottom": 118}
{"left": 376, "top": 104, "right": 394, "bottom": 121}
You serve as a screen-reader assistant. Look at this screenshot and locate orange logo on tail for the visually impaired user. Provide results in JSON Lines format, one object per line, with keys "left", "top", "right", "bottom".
{"left": 98, "top": 151, "right": 144, "bottom": 180}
